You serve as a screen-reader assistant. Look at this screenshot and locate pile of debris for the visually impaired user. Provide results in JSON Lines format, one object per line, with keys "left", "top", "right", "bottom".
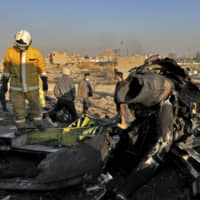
{"left": 1, "top": 57, "right": 200, "bottom": 200}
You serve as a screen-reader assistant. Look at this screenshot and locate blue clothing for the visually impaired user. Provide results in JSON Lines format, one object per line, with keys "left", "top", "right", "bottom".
{"left": 86, "top": 80, "right": 93, "bottom": 97}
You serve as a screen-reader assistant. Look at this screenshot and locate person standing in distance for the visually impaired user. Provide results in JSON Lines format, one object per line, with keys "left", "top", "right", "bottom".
{"left": 114, "top": 71, "right": 128, "bottom": 129}
{"left": 78, "top": 73, "right": 93, "bottom": 114}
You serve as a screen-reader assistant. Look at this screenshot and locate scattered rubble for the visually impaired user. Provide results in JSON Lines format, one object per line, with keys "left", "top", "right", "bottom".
{"left": 1, "top": 57, "right": 200, "bottom": 200}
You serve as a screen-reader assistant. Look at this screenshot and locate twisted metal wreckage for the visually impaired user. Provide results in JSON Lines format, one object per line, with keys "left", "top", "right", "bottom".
{"left": 0, "top": 57, "right": 200, "bottom": 200}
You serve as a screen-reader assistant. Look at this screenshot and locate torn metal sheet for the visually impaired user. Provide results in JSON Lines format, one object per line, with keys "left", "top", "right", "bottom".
{"left": 176, "top": 137, "right": 200, "bottom": 164}
{"left": 0, "top": 135, "right": 114, "bottom": 191}
{"left": 0, "top": 131, "right": 27, "bottom": 148}
{"left": 15, "top": 144, "right": 65, "bottom": 153}
{"left": 1, "top": 58, "right": 200, "bottom": 200}
{"left": 0, "top": 177, "right": 82, "bottom": 191}
{"left": 110, "top": 57, "right": 200, "bottom": 198}
{"left": 0, "top": 195, "right": 11, "bottom": 200}
{"left": 27, "top": 115, "right": 109, "bottom": 147}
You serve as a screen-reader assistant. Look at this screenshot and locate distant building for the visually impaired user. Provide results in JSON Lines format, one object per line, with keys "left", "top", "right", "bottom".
{"left": 117, "top": 54, "right": 146, "bottom": 78}
{"left": 48, "top": 51, "right": 68, "bottom": 65}
{"left": 68, "top": 54, "right": 84, "bottom": 65}
{"left": 99, "top": 49, "right": 118, "bottom": 62}
{"left": 177, "top": 56, "right": 196, "bottom": 64}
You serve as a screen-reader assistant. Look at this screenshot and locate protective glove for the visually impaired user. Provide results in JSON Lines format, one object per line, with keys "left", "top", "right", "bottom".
{"left": 41, "top": 76, "right": 48, "bottom": 91}
{"left": 1, "top": 77, "right": 9, "bottom": 93}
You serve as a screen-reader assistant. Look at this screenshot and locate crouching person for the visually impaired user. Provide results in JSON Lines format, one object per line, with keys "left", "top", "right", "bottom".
{"left": 52, "top": 67, "right": 78, "bottom": 122}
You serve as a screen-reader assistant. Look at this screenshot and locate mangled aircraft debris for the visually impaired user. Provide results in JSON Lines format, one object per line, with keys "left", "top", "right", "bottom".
{"left": 1, "top": 57, "right": 200, "bottom": 200}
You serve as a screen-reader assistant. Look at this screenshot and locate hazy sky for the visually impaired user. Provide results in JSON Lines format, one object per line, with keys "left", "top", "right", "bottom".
{"left": 0, "top": 0, "right": 200, "bottom": 59}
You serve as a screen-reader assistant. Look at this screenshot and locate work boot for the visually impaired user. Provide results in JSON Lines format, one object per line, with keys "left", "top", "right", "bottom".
{"left": 15, "top": 128, "right": 26, "bottom": 136}
{"left": 36, "top": 125, "right": 46, "bottom": 132}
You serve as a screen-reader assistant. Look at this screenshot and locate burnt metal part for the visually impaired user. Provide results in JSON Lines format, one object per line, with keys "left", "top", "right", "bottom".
{"left": 0, "top": 135, "right": 114, "bottom": 191}
{"left": 0, "top": 58, "right": 200, "bottom": 200}
{"left": 114, "top": 58, "right": 200, "bottom": 198}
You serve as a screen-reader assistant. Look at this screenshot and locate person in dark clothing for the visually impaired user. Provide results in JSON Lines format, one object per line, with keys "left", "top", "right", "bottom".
{"left": 50, "top": 67, "right": 78, "bottom": 123}
{"left": 114, "top": 72, "right": 124, "bottom": 114}
{"left": 0, "top": 77, "right": 8, "bottom": 112}
{"left": 114, "top": 72, "right": 127, "bottom": 129}
{"left": 78, "top": 73, "right": 93, "bottom": 114}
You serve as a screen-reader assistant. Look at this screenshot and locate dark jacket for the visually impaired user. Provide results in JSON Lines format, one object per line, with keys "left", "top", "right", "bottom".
{"left": 0, "top": 79, "right": 7, "bottom": 108}
{"left": 54, "top": 75, "right": 75, "bottom": 101}
{"left": 114, "top": 80, "right": 126, "bottom": 103}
